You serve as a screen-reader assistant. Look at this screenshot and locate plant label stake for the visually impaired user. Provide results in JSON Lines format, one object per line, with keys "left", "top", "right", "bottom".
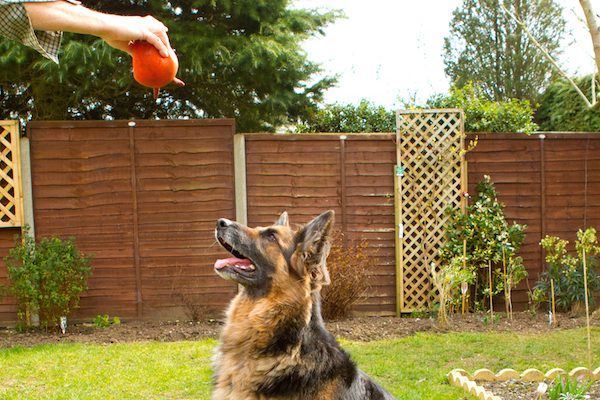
{"left": 60, "top": 316, "right": 67, "bottom": 334}
{"left": 461, "top": 281, "right": 468, "bottom": 315}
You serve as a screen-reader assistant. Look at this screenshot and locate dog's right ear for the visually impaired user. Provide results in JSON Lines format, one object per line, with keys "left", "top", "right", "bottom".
{"left": 274, "top": 211, "right": 289, "bottom": 227}
{"left": 291, "top": 210, "right": 334, "bottom": 290}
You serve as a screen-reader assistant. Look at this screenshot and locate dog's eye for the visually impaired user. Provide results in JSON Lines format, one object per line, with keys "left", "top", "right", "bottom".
{"left": 263, "top": 231, "right": 277, "bottom": 242}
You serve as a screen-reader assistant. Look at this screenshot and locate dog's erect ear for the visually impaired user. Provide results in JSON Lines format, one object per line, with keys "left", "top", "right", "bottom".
{"left": 274, "top": 211, "right": 289, "bottom": 227}
{"left": 291, "top": 210, "right": 334, "bottom": 289}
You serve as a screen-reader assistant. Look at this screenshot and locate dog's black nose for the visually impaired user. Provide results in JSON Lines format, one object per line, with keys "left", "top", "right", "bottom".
{"left": 217, "top": 218, "right": 231, "bottom": 228}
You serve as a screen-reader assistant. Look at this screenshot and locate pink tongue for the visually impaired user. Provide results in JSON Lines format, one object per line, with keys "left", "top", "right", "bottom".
{"left": 214, "top": 257, "right": 252, "bottom": 270}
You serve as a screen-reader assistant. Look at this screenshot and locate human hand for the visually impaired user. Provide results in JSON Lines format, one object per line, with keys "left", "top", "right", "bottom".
{"left": 100, "top": 15, "right": 172, "bottom": 57}
{"left": 101, "top": 16, "right": 186, "bottom": 88}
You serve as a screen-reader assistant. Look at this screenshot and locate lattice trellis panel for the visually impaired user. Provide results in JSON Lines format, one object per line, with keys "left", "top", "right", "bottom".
{"left": 0, "top": 121, "right": 23, "bottom": 228}
{"left": 395, "top": 109, "right": 465, "bottom": 314}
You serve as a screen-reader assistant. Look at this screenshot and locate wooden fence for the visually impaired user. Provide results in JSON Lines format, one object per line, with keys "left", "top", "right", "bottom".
{"left": 0, "top": 123, "right": 599, "bottom": 323}
{"left": 243, "top": 131, "right": 600, "bottom": 314}
{"left": 0, "top": 119, "right": 239, "bottom": 322}
{"left": 466, "top": 133, "right": 600, "bottom": 306}
{"left": 244, "top": 133, "right": 396, "bottom": 315}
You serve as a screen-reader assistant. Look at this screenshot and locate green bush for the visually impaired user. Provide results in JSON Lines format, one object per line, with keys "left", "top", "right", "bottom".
{"left": 440, "top": 175, "right": 527, "bottom": 313}
{"left": 296, "top": 99, "right": 395, "bottom": 133}
{"left": 427, "top": 82, "right": 539, "bottom": 133}
{"left": 536, "top": 75, "right": 600, "bottom": 132}
{"left": 93, "top": 314, "right": 121, "bottom": 328}
{"left": 4, "top": 228, "right": 92, "bottom": 329}
{"left": 535, "top": 230, "right": 600, "bottom": 313}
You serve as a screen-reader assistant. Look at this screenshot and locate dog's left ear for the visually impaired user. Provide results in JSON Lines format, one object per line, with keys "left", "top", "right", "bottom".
{"left": 274, "top": 211, "right": 289, "bottom": 227}
{"left": 291, "top": 210, "right": 334, "bottom": 289}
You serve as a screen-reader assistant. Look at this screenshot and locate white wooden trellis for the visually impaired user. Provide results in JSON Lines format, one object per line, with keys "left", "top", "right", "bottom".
{"left": 395, "top": 109, "right": 465, "bottom": 314}
{"left": 0, "top": 121, "right": 23, "bottom": 228}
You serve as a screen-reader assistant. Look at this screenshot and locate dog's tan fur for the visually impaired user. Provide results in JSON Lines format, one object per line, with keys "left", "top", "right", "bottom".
{"left": 212, "top": 212, "right": 395, "bottom": 400}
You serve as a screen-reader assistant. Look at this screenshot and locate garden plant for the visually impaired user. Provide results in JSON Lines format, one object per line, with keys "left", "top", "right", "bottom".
{"left": 534, "top": 231, "right": 600, "bottom": 315}
{"left": 439, "top": 175, "right": 527, "bottom": 320}
{"left": 2, "top": 227, "right": 92, "bottom": 330}
{"left": 321, "top": 231, "right": 373, "bottom": 320}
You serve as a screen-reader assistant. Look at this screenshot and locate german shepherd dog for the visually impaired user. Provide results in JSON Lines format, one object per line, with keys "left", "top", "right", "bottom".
{"left": 213, "top": 210, "right": 395, "bottom": 400}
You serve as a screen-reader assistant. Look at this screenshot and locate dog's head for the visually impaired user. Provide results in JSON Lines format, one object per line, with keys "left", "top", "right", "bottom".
{"left": 214, "top": 211, "right": 334, "bottom": 296}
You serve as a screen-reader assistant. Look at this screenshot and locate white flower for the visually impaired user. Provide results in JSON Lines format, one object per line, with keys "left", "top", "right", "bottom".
{"left": 536, "top": 382, "right": 548, "bottom": 394}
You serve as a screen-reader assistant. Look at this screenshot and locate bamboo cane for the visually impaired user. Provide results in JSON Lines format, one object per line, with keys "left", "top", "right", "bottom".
{"left": 503, "top": 246, "right": 509, "bottom": 319}
{"left": 462, "top": 238, "right": 467, "bottom": 315}
{"left": 550, "top": 278, "right": 556, "bottom": 326}
{"left": 582, "top": 248, "right": 592, "bottom": 368}
{"left": 489, "top": 260, "right": 494, "bottom": 322}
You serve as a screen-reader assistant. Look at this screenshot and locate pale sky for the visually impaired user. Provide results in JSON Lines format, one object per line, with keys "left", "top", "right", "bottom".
{"left": 293, "top": 0, "right": 600, "bottom": 108}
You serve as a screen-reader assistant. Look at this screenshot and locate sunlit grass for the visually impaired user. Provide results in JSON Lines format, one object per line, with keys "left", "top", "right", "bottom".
{"left": 0, "top": 328, "right": 599, "bottom": 399}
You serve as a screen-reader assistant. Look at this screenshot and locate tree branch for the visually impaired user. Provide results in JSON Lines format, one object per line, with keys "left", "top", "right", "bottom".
{"left": 502, "top": 4, "right": 595, "bottom": 108}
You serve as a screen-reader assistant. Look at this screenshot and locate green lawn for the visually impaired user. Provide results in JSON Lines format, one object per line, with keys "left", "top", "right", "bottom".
{"left": 0, "top": 328, "right": 599, "bottom": 399}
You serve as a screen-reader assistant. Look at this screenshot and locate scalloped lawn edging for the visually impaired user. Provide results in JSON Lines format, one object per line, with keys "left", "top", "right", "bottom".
{"left": 447, "top": 366, "right": 600, "bottom": 400}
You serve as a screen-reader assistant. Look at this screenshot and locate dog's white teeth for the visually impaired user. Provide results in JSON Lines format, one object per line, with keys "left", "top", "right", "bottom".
{"left": 235, "top": 264, "right": 255, "bottom": 271}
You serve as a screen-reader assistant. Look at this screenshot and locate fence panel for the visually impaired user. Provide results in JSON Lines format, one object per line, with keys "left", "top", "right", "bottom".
{"left": 244, "top": 133, "right": 397, "bottom": 315}
{"left": 26, "top": 120, "right": 237, "bottom": 321}
{"left": 466, "top": 133, "right": 600, "bottom": 306}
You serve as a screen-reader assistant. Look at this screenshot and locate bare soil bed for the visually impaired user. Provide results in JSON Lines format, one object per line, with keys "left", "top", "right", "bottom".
{"left": 480, "top": 379, "right": 600, "bottom": 400}
{"left": 0, "top": 312, "right": 598, "bottom": 348}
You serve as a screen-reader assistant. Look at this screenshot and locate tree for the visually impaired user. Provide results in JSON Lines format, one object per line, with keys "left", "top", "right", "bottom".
{"left": 0, "top": 0, "right": 339, "bottom": 132}
{"left": 536, "top": 75, "right": 600, "bottom": 131}
{"left": 443, "top": 0, "right": 565, "bottom": 103}
{"left": 505, "top": 0, "right": 600, "bottom": 110}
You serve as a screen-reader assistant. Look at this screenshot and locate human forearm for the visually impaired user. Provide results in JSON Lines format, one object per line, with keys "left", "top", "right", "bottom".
{"left": 23, "top": 1, "right": 106, "bottom": 35}
{"left": 22, "top": 0, "right": 171, "bottom": 56}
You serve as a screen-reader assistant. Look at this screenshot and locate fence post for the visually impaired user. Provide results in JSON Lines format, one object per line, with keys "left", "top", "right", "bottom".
{"left": 127, "top": 120, "right": 143, "bottom": 320}
{"left": 20, "top": 135, "right": 34, "bottom": 237}
{"left": 234, "top": 133, "right": 247, "bottom": 225}
{"left": 539, "top": 134, "right": 546, "bottom": 276}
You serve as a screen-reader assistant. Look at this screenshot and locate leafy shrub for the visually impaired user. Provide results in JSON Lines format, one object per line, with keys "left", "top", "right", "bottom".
{"left": 429, "top": 257, "right": 475, "bottom": 324}
{"left": 427, "top": 82, "right": 539, "bottom": 133}
{"left": 535, "top": 230, "right": 600, "bottom": 313}
{"left": 321, "top": 231, "right": 373, "bottom": 320}
{"left": 4, "top": 228, "right": 92, "bottom": 329}
{"left": 440, "top": 176, "right": 527, "bottom": 313}
{"left": 536, "top": 75, "right": 600, "bottom": 132}
{"left": 296, "top": 99, "right": 395, "bottom": 133}
{"left": 93, "top": 314, "right": 120, "bottom": 328}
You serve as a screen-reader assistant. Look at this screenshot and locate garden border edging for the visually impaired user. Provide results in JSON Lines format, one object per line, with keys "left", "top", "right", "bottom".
{"left": 447, "top": 366, "right": 600, "bottom": 400}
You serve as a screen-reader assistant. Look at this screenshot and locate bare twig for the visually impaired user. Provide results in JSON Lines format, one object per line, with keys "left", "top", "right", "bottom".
{"left": 502, "top": 4, "right": 596, "bottom": 108}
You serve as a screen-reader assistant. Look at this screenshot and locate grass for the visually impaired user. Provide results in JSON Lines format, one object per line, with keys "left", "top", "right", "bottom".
{"left": 0, "top": 328, "right": 599, "bottom": 399}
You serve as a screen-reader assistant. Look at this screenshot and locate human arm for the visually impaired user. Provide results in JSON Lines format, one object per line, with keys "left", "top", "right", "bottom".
{"left": 22, "top": 0, "right": 172, "bottom": 57}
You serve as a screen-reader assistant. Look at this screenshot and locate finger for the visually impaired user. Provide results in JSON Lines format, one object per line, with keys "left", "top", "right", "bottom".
{"left": 142, "top": 16, "right": 171, "bottom": 49}
{"left": 154, "top": 28, "right": 172, "bottom": 53}
{"left": 105, "top": 39, "right": 132, "bottom": 54}
{"left": 144, "top": 15, "right": 168, "bottom": 32}
{"left": 144, "top": 32, "right": 169, "bottom": 57}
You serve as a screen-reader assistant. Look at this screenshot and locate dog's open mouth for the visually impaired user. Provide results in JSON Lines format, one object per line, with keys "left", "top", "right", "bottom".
{"left": 215, "top": 236, "right": 256, "bottom": 274}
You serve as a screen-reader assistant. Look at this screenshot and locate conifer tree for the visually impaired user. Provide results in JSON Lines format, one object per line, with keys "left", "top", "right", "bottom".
{"left": 0, "top": 0, "right": 338, "bottom": 132}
